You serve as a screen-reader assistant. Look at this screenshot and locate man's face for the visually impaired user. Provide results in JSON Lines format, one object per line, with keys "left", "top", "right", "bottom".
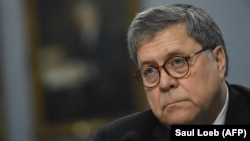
{"left": 137, "top": 23, "right": 227, "bottom": 125}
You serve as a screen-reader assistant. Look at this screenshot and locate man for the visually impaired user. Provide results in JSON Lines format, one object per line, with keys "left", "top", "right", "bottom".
{"left": 93, "top": 3, "right": 250, "bottom": 141}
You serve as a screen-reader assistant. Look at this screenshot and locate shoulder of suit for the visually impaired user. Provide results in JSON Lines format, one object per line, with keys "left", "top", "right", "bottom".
{"left": 229, "top": 83, "right": 250, "bottom": 98}
{"left": 226, "top": 83, "right": 250, "bottom": 124}
{"left": 107, "top": 109, "right": 155, "bottom": 125}
{"left": 103, "top": 109, "right": 157, "bottom": 130}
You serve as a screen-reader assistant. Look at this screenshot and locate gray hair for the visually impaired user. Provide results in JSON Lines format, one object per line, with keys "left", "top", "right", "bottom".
{"left": 127, "top": 4, "right": 228, "bottom": 76}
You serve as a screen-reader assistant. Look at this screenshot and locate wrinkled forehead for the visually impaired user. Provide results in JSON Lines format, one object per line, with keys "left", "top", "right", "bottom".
{"left": 136, "top": 23, "right": 200, "bottom": 67}
{"left": 137, "top": 21, "right": 187, "bottom": 48}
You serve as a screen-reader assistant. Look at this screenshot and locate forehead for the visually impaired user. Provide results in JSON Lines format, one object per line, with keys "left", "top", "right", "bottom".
{"left": 137, "top": 23, "right": 201, "bottom": 67}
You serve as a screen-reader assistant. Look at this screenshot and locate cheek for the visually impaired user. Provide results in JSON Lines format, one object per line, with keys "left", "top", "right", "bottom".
{"left": 186, "top": 62, "right": 220, "bottom": 105}
{"left": 145, "top": 89, "right": 161, "bottom": 113}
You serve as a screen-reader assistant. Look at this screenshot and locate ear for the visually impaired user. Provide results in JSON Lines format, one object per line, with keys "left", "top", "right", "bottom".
{"left": 212, "top": 46, "right": 226, "bottom": 79}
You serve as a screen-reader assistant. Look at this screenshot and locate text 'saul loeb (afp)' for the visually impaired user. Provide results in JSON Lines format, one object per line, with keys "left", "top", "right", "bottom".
{"left": 171, "top": 125, "right": 249, "bottom": 140}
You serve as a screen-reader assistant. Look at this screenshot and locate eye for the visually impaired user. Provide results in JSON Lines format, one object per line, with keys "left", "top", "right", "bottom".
{"left": 141, "top": 67, "right": 158, "bottom": 77}
{"left": 171, "top": 57, "right": 186, "bottom": 67}
{"left": 140, "top": 67, "right": 159, "bottom": 83}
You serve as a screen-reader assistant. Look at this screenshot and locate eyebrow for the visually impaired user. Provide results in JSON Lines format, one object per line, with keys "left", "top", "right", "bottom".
{"left": 138, "top": 49, "right": 185, "bottom": 68}
{"left": 165, "top": 50, "right": 185, "bottom": 58}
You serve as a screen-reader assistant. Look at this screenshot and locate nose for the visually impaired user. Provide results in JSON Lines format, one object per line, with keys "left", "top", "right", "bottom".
{"left": 158, "top": 69, "right": 178, "bottom": 91}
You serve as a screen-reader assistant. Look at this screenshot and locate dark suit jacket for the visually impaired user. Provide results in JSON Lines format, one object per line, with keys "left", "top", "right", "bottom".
{"left": 93, "top": 83, "right": 250, "bottom": 141}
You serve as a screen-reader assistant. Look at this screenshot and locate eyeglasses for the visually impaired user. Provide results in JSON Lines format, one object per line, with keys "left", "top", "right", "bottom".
{"left": 133, "top": 48, "right": 209, "bottom": 88}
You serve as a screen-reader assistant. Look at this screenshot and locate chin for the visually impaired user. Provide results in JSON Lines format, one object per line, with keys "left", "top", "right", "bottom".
{"left": 161, "top": 111, "right": 196, "bottom": 125}
{"left": 163, "top": 118, "right": 192, "bottom": 125}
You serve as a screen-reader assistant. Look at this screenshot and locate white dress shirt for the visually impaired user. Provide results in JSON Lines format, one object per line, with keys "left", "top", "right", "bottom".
{"left": 212, "top": 84, "right": 229, "bottom": 125}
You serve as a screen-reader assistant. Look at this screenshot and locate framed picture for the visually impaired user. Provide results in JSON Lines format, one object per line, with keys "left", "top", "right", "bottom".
{"left": 27, "top": 0, "right": 146, "bottom": 139}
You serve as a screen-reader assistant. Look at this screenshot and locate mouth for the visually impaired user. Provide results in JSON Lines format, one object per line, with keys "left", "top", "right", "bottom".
{"left": 164, "top": 99, "right": 187, "bottom": 109}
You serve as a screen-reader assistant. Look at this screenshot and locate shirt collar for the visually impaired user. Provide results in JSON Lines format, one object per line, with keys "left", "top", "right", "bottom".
{"left": 212, "top": 83, "right": 229, "bottom": 125}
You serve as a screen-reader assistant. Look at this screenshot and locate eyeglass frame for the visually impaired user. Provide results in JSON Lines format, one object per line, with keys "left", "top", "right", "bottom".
{"left": 133, "top": 48, "right": 210, "bottom": 88}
